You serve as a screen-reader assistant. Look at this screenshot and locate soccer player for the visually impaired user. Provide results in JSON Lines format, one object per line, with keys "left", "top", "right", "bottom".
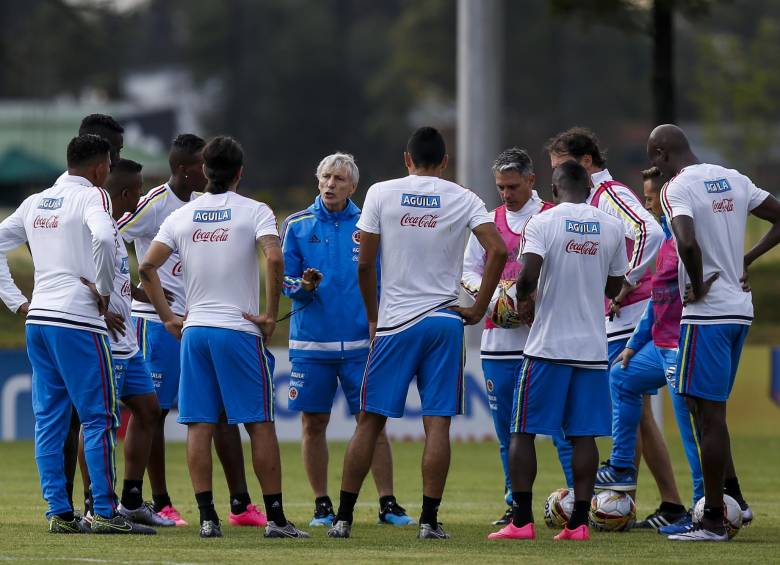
{"left": 120, "top": 134, "right": 263, "bottom": 526}
{"left": 546, "top": 128, "right": 679, "bottom": 527}
{"left": 0, "top": 135, "right": 151, "bottom": 534}
{"left": 139, "top": 136, "right": 308, "bottom": 539}
{"left": 101, "top": 159, "right": 175, "bottom": 527}
{"left": 461, "top": 148, "right": 573, "bottom": 525}
{"left": 327, "top": 126, "right": 507, "bottom": 540}
{"left": 64, "top": 113, "right": 126, "bottom": 517}
{"left": 648, "top": 124, "right": 780, "bottom": 541}
{"left": 488, "top": 160, "right": 627, "bottom": 542}
{"left": 595, "top": 166, "right": 699, "bottom": 529}
{"left": 281, "top": 152, "right": 413, "bottom": 527}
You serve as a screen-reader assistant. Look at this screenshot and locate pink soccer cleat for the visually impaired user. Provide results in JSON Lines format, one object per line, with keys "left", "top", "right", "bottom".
{"left": 229, "top": 504, "right": 268, "bottom": 527}
{"left": 157, "top": 505, "right": 188, "bottom": 526}
{"left": 554, "top": 524, "right": 590, "bottom": 541}
{"left": 487, "top": 522, "right": 536, "bottom": 540}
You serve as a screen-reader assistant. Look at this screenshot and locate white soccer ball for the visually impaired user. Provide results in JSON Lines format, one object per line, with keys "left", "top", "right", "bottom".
{"left": 589, "top": 490, "right": 636, "bottom": 532}
{"left": 543, "top": 487, "right": 574, "bottom": 529}
{"left": 692, "top": 495, "right": 743, "bottom": 539}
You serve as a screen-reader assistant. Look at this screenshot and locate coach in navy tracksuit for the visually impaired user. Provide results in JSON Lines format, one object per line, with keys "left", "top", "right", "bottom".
{"left": 280, "top": 152, "right": 413, "bottom": 528}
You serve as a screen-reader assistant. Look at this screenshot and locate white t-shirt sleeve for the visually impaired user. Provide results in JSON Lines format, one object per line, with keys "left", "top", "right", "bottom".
{"left": 746, "top": 177, "right": 771, "bottom": 211}
{"left": 356, "top": 185, "right": 381, "bottom": 234}
{"left": 153, "top": 213, "right": 178, "bottom": 253}
{"left": 467, "top": 192, "right": 493, "bottom": 230}
{"left": 0, "top": 198, "right": 31, "bottom": 312}
{"left": 661, "top": 180, "right": 692, "bottom": 219}
{"left": 520, "top": 215, "right": 547, "bottom": 258}
{"left": 609, "top": 231, "right": 629, "bottom": 277}
{"left": 255, "top": 204, "right": 279, "bottom": 240}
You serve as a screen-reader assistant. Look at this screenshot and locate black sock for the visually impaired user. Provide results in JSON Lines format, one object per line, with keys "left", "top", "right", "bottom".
{"left": 121, "top": 480, "right": 144, "bottom": 510}
{"left": 152, "top": 492, "right": 172, "bottom": 512}
{"left": 659, "top": 501, "right": 686, "bottom": 514}
{"left": 379, "top": 495, "right": 396, "bottom": 509}
{"left": 263, "top": 493, "right": 287, "bottom": 527}
{"left": 703, "top": 505, "right": 725, "bottom": 532}
{"left": 724, "top": 477, "right": 743, "bottom": 499}
{"left": 315, "top": 495, "right": 333, "bottom": 509}
{"left": 568, "top": 500, "right": 590, "bottom": 529}
{"left": 56, "top": 511, "right": 75, "bottom": 522}
{"left": 420, "top": 495, "right": 441, "bottom": 526}
{"left": 66, "top": 482, "right": 74, "bottom": 511}
{"left": 195, "top": 491, "right": 219, "bottom": 525}
{"left": 511, "top": 491, "right": 533, "bottom": 527}
{"left": 335, "top": 490, "right": 359, "bottom": 524}
{"left": 230, "top": 491, "right": 251, "bottom": 515}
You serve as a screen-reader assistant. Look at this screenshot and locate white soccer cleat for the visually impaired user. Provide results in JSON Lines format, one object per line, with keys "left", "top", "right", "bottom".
{"left": 668, "top": 525, "right": 728, "bottom": 542}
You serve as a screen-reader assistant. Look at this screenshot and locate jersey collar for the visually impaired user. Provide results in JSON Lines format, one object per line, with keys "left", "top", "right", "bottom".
{"left": 55, "top": 173, "right": 95, "bottom": 188}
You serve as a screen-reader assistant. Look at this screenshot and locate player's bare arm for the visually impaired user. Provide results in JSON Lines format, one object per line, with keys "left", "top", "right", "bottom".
{"left": 131, "top": 282, "right": 174, "bottom": 305}
{"left": 744, "top": 194, "right": 780, "bottom": 269}
{"left": 243, "top": 234, "right": 283, "bottom": 340}
{"left": 669, "top": 215, "right": 711, "bottom": 303}
{"left": 515, "top": 251, "right": 542, "bottom": 324}
{"left": 605, "top": 275, "right": 626, "bottom": 300}
{"left": 357, "top": 230, "right": 380, "bottom": 338}
{"left": 452, "top": 222, "right": 507, "bottom": 325}
{"left": 138, "top": 241, "right": 181, "bottom": 338}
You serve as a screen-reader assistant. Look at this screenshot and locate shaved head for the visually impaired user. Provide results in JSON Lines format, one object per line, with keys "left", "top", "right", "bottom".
{"left": 647, "top": 124, "right": 697, "bottom": 179}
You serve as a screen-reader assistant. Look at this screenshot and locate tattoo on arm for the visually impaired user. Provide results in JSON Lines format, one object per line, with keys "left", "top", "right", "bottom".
{"left": 259, "top": 235, "right": 281, "bottom": 255}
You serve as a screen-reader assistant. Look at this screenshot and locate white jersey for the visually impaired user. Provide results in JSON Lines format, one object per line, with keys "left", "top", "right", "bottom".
{"left": 118, "top": 183, "right": 197, "bottom": 320}
{"left": 108, "top": 218, "right": 138, "bottom": 358}
{"left": 462, "top": 193, "right": 545, "bottom": 359}
{"left": 0, "top": 174, "right": 115, "bottom": 334}
{"left": 357, "top": 175, "right": 492, "bottom": 336}
{"left": 154, "top": 191, "right": 278, "bottom": 336}
{"left": 661, "top": 163, "right": 769, "bottom": 325}
{"left": 521, "top": 202, "right": 627, "bottom": 368}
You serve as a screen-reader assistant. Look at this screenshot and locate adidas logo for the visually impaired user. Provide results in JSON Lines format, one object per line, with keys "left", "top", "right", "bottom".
{"left": 309, "top": 234, "right": 320, "bottom": 243}
{"left": 272, "top": 502, "right": 281, "bottom": 508}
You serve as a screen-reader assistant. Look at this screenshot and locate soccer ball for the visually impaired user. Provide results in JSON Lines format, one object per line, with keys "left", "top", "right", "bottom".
{"left": 544, "top": 488, "right": 574, "bottom": 529}
{"left": 490, "top": 281, "right": 523, "bottom": 328}
{"left": 692, "top": 495, "right": 743, "bottom": 539}
{"left": 589, "top": 490, "right": 636, "bottom": 532}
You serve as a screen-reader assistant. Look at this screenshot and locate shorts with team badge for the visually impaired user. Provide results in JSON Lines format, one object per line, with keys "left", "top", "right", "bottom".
{"left": 113, "top": 350, "right": 155, "bottom": 400}
{"left": 135, "top": 317, "right": 181, "bottom": 409}
{"left": 178, "top": 326, "right": 275, "bottom": 424}
{"left": 288, "top": 357, "right": 368, "bottom": 415}
{"left": 360, "top": 309, "right": 465, "bottom": 418}
{"left": 676, "top": 323, "right": 749, "bottom": 402}
{"left": 511, "top": 357, "right": 611, "bottom": 437}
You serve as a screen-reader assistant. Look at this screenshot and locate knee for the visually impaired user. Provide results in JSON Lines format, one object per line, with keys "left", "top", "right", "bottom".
{"left": 302, "top": 413, "right": 330, "bottom": 438}
{"left": 135, "top": 399, "right": 162, "bottom": 429}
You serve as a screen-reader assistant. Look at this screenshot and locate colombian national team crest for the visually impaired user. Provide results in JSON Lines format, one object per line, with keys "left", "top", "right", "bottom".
{"left": 352, "top": 230, "right": 361, "bottom": 244}
{"left": 288, "top": 387, "right": 298, "bottom": 401}
{"left": 486, "top": 379, "right": 494, "bottom": 393}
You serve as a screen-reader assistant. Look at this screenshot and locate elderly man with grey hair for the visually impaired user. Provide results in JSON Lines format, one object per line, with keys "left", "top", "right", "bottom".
{"left": 462, "top": 147, "right": 574, "bottom": 526}
{"left": 279, "top": 152, "right": 413, "bottom": 528}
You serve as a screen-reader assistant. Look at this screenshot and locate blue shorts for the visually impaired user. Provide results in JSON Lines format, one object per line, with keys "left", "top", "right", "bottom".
{"left": 178, "top": 326, "right": 275, "bottom": 424}
{"left": 134, "top": 317, "right": 180, "bottom": 409}
{"left": 289, "top": 357, "right": 367, "bottom": 414}
{"left": 361, "top": 311, "right": 464, "bottom": 418}
{"left": 676, "top": 323, "right": 749, "bottom": 402}
{"left": 113, "top": 351, "right": 155, "bottom": 401}
{"left": 511, "top": 358, "right": 611, "bottom": 437}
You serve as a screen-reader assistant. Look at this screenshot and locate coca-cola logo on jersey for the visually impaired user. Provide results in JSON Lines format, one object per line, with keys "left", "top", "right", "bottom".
{"left": 33, "top": 215, "right": 59, "bottom": 229}
{"left": 121, "top": 280, "right": 131, "bottom": 297}
{"left": 192, "top": 228, "right": 230, "bottom": 242}
{"left": 565, "top": 240, "right": 599, "bottom": 255}
{"left": 712, "top": 198, "right": 734, "bottom": 213}
{"left": 400, "top": 213, "right": 438, "bottom": 228}
{"left": 172, "top": 261, "right": 183, "bottom": 276}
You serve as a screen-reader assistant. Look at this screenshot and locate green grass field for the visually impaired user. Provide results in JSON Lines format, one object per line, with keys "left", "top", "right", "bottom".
{"left": 1, "top": 433, "right": 779, "bottom": 563}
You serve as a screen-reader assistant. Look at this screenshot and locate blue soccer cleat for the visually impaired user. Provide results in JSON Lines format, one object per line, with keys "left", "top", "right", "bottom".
{"left": 659, "top": 512, "right": 693, "bottom": 536}
{"left": 378, "top": 498, "right": 416, "bottom": 526}
{"left": 309, "top": 499, "right": 335, "bottom": 527}
{"left": 595, "top": 462, "right": 637, "bottom": 492}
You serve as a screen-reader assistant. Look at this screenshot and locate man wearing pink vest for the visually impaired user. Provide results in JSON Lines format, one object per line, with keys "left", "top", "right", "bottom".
{"left": 463, "top": 148, "right": 573, "bottom": 526}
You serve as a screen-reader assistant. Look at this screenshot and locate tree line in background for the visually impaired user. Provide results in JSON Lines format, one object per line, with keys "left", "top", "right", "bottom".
{"left": 1, "top": 0, "right": 779, "bottom": 208}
